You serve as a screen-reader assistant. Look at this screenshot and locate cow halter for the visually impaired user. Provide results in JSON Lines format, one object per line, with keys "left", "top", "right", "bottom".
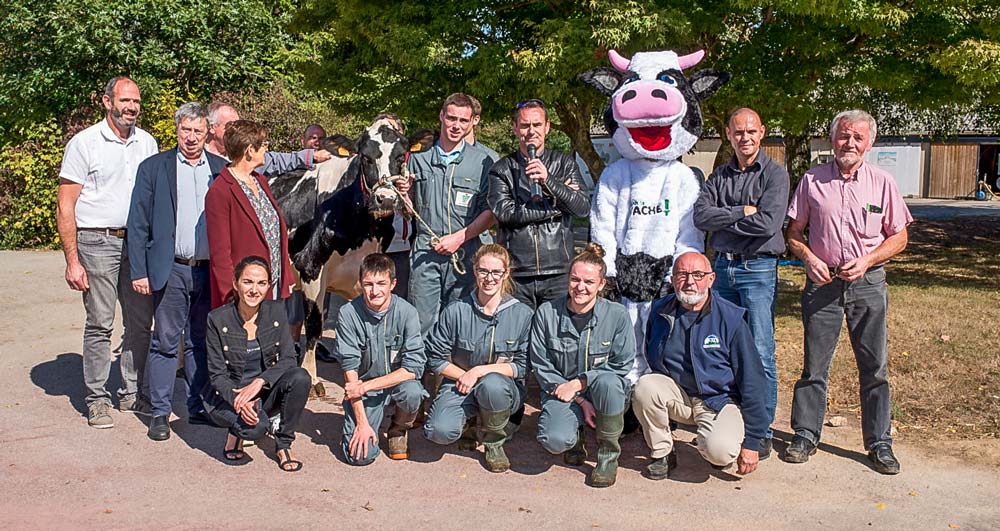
{"left": 359, "top": 151, "right": 414, "bottom": 200}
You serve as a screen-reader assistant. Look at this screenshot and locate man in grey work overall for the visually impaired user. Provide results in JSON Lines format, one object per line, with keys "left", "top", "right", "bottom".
{"left": 57, "top": 76, "right": 159, "bottom": 428}
{"left": 693, "top": 107, "right": 788, "bottom": 459}
{"left": 406, "top": 92, "right": 498, "bottom": 335}
{"left": 338, "top": 254, "right": 426, "bottom": 465}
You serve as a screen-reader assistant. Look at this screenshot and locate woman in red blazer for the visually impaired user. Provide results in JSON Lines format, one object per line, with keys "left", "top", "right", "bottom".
{"left": 206, "top": 120, "right": 295, "bottom": 309}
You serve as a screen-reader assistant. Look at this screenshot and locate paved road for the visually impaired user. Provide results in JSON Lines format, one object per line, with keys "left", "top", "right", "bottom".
{"left": 1, "top": 251, "right": 998, "bottom": 530}
{"left": 905, "top": 198, "right": 1000, "bottom": 220}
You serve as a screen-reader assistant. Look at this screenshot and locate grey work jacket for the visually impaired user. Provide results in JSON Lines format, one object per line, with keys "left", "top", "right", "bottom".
{"left": 407, "top": 142, "right": 496, "bottom": 252}
{"left": 425, "top": 294, "right": 533, "bottom": 381}
{"left": 336, "top": 295, "right": 426, "bottom": 381}
{"left": 530, "top": 296, "right": 636, "bottom": 395}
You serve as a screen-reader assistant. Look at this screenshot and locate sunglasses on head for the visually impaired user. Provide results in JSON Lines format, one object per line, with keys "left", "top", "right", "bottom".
{"left": 515, "top": 98, "right": 546, "bottom": 110}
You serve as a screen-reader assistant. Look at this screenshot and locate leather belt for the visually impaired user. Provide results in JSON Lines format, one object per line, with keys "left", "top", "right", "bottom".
{"left": 719, "top": 252, "right": 777, "bottom": 261}
{"left": 174, "top": 256, "right": 209, "bottom": 267}
{"left": 78, "top": 227, "right": 126, "bottom": 238}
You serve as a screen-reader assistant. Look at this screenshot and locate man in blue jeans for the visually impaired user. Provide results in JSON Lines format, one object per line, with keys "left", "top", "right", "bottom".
{"left": 693, "top": 107, "right": 789, "bottom": 459}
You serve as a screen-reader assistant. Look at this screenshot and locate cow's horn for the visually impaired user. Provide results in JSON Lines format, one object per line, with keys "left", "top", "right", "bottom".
{"left": 608, "top": 49, "right": 631, "bottom": 72}
{"left": 678, "top": 50, "right": 705, "bottom": 70}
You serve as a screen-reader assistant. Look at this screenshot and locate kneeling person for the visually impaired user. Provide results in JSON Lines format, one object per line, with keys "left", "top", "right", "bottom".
{"left": 205, "top": 256, "right": 311, "bottom": 471}
{"left": 633, "top": 252, "right": 768, "bottom": 478}
{"left": 423, "top": 244, "right": 533, "bottom": 472}
{"left": 530, "top": 244, "right": 635, "bottom": 488}
{"left": 339, "top": 254, "right": 426, "bottom": 465}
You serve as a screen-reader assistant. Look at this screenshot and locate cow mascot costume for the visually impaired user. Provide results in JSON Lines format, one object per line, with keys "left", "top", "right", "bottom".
{"left": 581, "top": 49, "right": 729, "bottom": 383}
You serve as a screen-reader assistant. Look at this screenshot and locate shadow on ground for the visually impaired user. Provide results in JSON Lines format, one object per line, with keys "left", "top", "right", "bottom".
{"left": 30, "top": 352, "right": 126, "bottom": 416}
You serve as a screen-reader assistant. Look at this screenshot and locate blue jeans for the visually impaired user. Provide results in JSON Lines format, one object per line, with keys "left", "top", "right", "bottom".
{"left": 712, "top": 255, "right": 778, "bottom": 439}
{"left": 147, "top": 263, "right": 211, "bottom": 417}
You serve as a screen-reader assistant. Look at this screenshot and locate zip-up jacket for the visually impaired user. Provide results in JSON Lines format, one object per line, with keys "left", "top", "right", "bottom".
{"left": 204, "top": 299, "right": 297, "bottom": 413}
{"left": 530, "top": 296, "right": 635, "bottom": 394}
{"left": 425, "top": 294, "right": 533, "bottom": 382}
{"left": 488, "top": 149, "right": 590, "bottom": 277}
{"left": 645, "top": 292, "right": 768, "bottom": 451}
{"left": 407, "top": 142, "right": 496, "bottom": 253}
{"left": 336, "top": 294, "right": 425, "bottom": 381}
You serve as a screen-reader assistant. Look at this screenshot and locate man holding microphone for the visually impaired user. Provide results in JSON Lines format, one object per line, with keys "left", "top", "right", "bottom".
{"left": 487, "top": 99, "right": 590, "bottom": 309}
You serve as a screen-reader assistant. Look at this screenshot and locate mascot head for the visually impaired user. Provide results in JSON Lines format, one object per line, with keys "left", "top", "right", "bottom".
{"left": 581, "top": 49, "right": 729, "bottom": 162}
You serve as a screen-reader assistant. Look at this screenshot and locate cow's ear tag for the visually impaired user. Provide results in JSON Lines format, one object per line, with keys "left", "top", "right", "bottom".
{"left": 337, "top": 147, "right": 351, "bottom": 157}
{"left": 409, "top": 143, "right": 423, "bottom": 152}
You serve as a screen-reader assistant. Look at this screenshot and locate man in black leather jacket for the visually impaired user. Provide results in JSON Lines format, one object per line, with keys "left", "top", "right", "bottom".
{"left": 487, "top": 99, "right": 590, "bottom": 308}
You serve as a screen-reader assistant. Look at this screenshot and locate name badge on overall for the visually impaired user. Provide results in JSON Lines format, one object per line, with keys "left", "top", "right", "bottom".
{"left": 455, "top": 190, "right": 474, "bottom": 208}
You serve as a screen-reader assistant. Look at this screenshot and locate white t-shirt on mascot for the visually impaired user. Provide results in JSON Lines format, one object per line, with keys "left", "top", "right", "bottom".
{"left": 582, "top": 49, "right": 730, "bottom": 383}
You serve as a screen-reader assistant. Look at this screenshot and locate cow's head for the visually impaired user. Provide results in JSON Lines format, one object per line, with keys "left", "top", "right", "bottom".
{"left": 355, "top": 118, "right": 434, "bottom": 218}
{"left": 581, "top": 49, "right": 730, "bottom": 162}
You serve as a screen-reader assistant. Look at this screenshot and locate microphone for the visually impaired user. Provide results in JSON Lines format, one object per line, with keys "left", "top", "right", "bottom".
{"left": 527, "top": 144, "right": 541, "bottom": 199}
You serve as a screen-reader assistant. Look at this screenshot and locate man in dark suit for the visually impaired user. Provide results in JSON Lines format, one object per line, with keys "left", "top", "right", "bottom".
{"left": 127, "top": 101, "right": 227, "bottom": 441}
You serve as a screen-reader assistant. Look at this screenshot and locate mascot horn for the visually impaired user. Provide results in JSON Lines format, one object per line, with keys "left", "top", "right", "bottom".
{"left": 580, "top": 49, "right": 729, "bottom": 383}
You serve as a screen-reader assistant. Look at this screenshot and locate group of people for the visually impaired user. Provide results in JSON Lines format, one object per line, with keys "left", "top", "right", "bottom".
{"left": 58, "top": 75, "right": 911, "bottom": 482}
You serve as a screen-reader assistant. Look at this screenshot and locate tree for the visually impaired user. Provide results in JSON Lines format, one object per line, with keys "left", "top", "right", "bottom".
{"left": 0, "top": 0, "right": 297, "bottom": 144}
{"left": 294, "top": 0, "right": 1000, "bottom": 182}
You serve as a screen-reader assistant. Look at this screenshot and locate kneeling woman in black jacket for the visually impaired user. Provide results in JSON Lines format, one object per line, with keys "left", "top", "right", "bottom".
{"left": 205, "top": 255, "right": 311, "bottom": 471}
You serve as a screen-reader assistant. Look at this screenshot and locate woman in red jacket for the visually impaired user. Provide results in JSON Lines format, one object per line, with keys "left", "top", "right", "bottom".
{"left": 206, "top": 120, "right": 295, "bottom": 310}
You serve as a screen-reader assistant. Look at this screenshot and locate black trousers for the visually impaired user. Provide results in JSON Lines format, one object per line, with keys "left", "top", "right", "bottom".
{"left": 209, "top": 367, "right": 311, "bottom": 449}
{"left": 511, "top": 272, "right": 568, "bottom": 310}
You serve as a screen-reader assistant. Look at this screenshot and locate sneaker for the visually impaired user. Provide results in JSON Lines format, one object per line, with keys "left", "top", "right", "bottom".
{"left": 120, "top": 394, "right": 152, "bottom": 417}
{"left": 868, "top": 443, "right": 901, "bottom": 475}
{"left": 758, "top": 437, "right": 773, "bottom": 461}
{"left": 783, "top": 435, "right": 817, "bottom": 463}
{"left": 88, "top": 402, "right": 114, "bottom": 429}
{"left": 645, "top": 451, "right": 677, "bottom": 480}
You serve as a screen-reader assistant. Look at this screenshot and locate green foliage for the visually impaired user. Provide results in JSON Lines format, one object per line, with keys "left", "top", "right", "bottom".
{"left": 0, "top": 0, "right": 295, "bottom": 144}
{"left": 0, "top": 121, "right": 63, "bottom": 249}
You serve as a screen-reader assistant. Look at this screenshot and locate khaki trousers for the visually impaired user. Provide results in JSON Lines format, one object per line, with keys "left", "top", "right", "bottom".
{"left": 633, "top": 373, "right": 744, "bottom": 467}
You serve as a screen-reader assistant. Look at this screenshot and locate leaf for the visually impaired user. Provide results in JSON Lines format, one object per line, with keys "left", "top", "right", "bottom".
{"left": 948, "top": 524, "right": 961, "bottom": 529}
{"left": 875, "top": 503, "right": 886, "bottom": 510}
{"left": 908, "top": 491, "right": 919, "bottom": 497}
{"left": 362, "top": 501, "right": 374, "bottom": 512}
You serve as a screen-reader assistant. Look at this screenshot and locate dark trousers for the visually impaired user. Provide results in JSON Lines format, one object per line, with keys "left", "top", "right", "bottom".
{"left": 389, "top": 250, "right": 411, "bottom": 301}
{"left": 208, "top": 367, "right": 311, "bottom": 449}
{"left": 147, "top": 263, "right": 211, "bottom": 417}
{"left": 512, "top": 272, "right": 568, "bottom": 310}
{"left": 791, "top": 267, "right": 892, "bottom": 450}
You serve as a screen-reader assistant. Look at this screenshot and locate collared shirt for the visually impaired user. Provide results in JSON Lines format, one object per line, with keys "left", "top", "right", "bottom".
{"left": 787, "top": 161, "right": 913, "bottom": 268}
{"left": 59, "top": 119, "right": 159, "bottom": 228}
{"left": 435, "top": 141, "right": 465, "bottom": 165}
{"left": 659, "top": 306, "right": 699, "bottom": 395}
{"left": 693, "top": 151, "right": 789, "bottom": 256}
{"left": 174, "top": 151, "right": 212, "bottom": 260}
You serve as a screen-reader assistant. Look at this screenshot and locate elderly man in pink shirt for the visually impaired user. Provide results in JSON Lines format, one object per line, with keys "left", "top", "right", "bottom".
{"left": 783, "top": 109, "right": 912, "bottom": 475}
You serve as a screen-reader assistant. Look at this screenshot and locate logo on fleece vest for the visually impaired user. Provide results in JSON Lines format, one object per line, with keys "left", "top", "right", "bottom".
{"left": 630, "top": 198, "right": 670, "bottom": 217}
{"left": 702, "top": 335, "right": 721, "bottom": 349}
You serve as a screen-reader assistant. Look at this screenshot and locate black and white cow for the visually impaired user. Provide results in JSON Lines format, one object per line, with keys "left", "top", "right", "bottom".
{"left": 270, "top": 118, "right": 433, "bottom": 395}
{"left": 581, "top": 49, "right": 729, "bottom": 382}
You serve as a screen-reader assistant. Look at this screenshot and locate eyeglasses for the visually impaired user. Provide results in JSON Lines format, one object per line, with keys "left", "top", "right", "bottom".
{"left": 674, "top": 271, "right": 712, "bottom": 281}
{"left": 515, "top": 98, "right": 546, "bottom": 110}
{"left": 475, "top": 268, "right": 507, "bottom": 279}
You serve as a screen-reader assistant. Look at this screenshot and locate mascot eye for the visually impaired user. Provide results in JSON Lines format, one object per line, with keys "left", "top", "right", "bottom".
{"left": 657, "top": 73, "right": 677, "bottom": 85}
{"left": 623, "top": 74, "right": 640, "bottom": 85}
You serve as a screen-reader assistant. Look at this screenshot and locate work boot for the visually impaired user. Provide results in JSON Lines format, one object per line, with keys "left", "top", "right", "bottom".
{"left": 590, "top": 411, "right": 625, "bottom": 488}
{"left": 480, "top": 408, "right": 512, "bottom": 473}
{"left": 563, "top": 426, "right": 587, "bottom": 466}
{"left": 457, "top": 418, "right": 478, "bottom": 451}
{"left": 386, "top": 407, "right": 418, "bottom": 460}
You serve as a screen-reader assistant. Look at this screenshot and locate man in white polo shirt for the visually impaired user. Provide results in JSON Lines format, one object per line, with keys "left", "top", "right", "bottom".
{"left": 56, "top": 76, "right": 159, "bottom": 428}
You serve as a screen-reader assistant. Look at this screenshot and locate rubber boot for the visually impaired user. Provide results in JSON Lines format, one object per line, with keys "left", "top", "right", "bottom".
{"left": 480, "top": 408, "right": 512, "bottom": 473}
{"left": 563, "top": 426, "right": 587, "bottom": 466}
{"left": 457, "top": 417, "right": 478, "bottom": 451}
{"left": 386, "top": 407, "right": 418, "bottom": 460}
{"left": 590, "top": 411, "right": 624, "bottom": 488}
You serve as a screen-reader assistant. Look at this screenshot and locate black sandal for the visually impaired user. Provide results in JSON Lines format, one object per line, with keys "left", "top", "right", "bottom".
{"left": 223, "top": 435, "right": 246, "bottom": 461}
{"left": 277, "top": 448, "right": 303, "bottom": 472}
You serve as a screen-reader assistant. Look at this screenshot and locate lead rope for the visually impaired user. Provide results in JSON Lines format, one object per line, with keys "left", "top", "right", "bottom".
{"left": 385, "top": 163, "right": 467, "bottom": 276}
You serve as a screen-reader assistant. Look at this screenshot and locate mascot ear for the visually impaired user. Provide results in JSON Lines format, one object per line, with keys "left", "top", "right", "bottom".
{"left": 408, "top": 128, "right": 436, "bottom": 153}
{"left": 580, "top": 67, "right": 623, "bottom": 96}
{"left": 323, "top": 134, "right": 358, "bottom": 158}
{"left": 688, "top": 69, "right": 731, "bottom": 101}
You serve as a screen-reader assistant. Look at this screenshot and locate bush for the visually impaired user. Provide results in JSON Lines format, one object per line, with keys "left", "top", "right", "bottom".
{"left": 0, "top": 120, "right": 63, "bottom": 249}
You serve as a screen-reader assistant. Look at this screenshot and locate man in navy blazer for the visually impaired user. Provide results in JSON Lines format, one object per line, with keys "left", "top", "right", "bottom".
{"left": 127, "top": 101, "right": 227, "bottom": 441}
